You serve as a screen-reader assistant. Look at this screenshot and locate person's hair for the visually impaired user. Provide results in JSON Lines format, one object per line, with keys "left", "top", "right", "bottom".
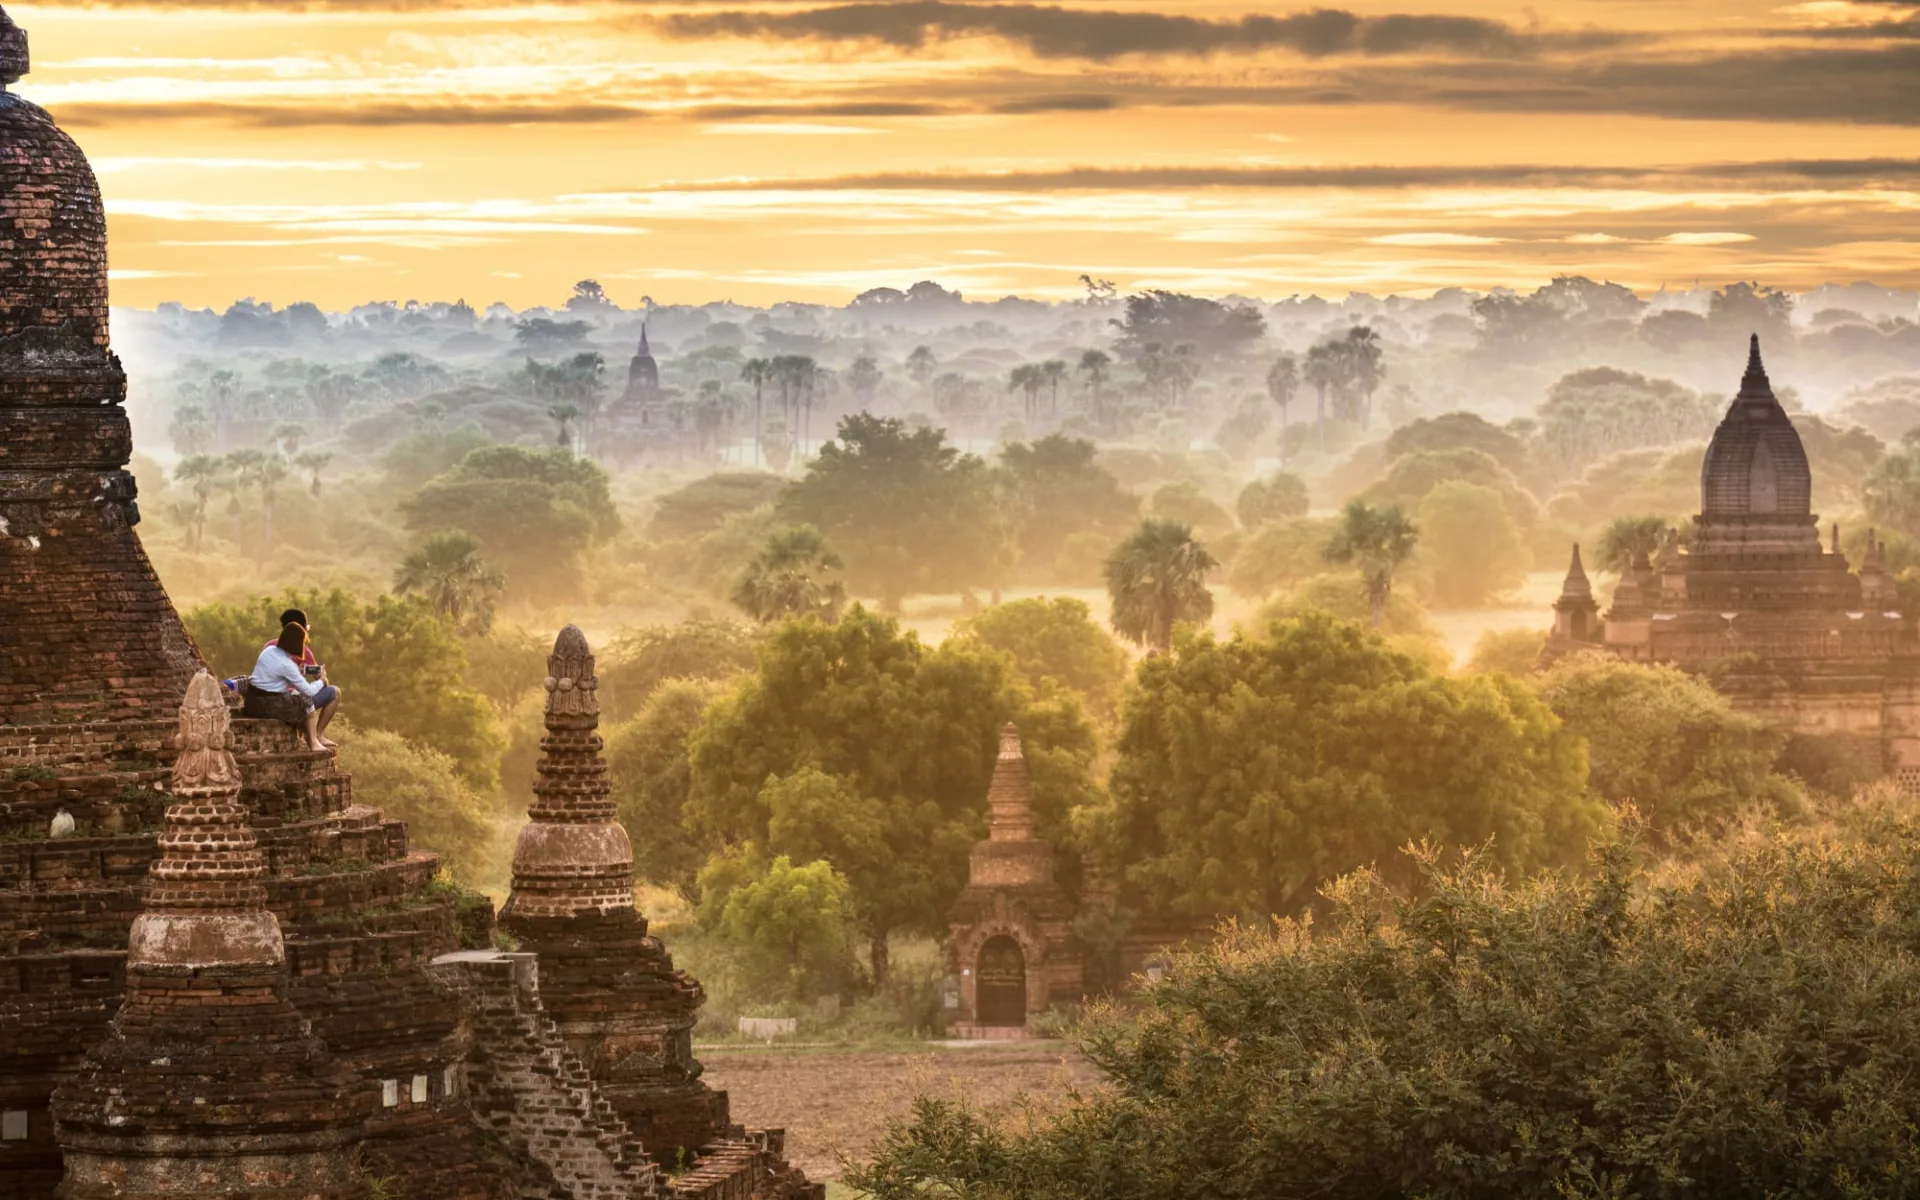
{"left": 279, "top": 608, "right": 308, "bottom": 629}
{"left": 276, "top": 623, "right": 307, "bottom": 658}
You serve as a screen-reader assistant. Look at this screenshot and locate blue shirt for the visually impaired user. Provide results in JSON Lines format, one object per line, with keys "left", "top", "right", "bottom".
{"left": 251, "top": 644, "right": 320, "bottom": 698}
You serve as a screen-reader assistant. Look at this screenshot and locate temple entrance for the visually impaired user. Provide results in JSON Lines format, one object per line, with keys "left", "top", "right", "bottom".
{"left": 975, "top": 936, "right": 1027, "bottom": 1027}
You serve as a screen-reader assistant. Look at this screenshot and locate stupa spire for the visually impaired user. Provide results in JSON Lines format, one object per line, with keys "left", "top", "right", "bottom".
{"left": 1737, "top": 333, "right": 1776, "bottom": 403}
{"left": 0, "top": 5, "right": 27, "bottom": 88}
{"left": 986, "top": 723, "right": 1036, "bottom": 843}
{"left": 502, "top": 624, "right": 635, "bottom": 919}
{"left": 1558, "top": 543, "right": 1592, "bottom": 602}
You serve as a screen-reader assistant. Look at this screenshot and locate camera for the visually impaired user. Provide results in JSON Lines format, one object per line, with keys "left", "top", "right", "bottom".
{"left": 303, "top": 664, "right": 324, "bottom": 680}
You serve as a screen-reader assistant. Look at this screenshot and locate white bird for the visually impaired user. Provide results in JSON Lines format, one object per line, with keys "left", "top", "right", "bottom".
{"left": 49, "top": 808, "right": 75, "bottom": 839}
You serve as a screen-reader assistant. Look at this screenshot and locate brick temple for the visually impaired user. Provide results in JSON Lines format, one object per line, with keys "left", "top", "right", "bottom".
{"left": 0, "top": 7, "right": 817, "bottom": 1196}
{"left": 1544, "top": 336, "right": 1920, "bottom": 786}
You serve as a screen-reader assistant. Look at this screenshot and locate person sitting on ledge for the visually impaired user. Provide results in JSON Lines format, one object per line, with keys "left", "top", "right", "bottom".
{"left": 245, "top": 622, "right": 341, "bottom": 752}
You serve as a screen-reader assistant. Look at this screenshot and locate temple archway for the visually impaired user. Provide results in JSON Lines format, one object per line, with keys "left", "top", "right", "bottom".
{"left": 975, "top": 936, "right": 1027, "bottom": 1027}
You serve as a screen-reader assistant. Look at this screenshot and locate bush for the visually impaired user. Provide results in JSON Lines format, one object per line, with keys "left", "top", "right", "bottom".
{"left": 335, "top": 729, "right": 500, "bottom": 884}
{"left": 1226, "top": 517, "right": 1336, "bottom": 598}
{"left": 1535, "top": 653, "right": 1800, "bottom": 835}
{"left": 1258, "top": 572, "right": 1439, "bottom": 642}
{"left": 1148, "top": 480, "right": 1233, "bottom": 537}
{"left": 1416, "top": 480, "right": 1529, "bottom": 608}
{"left": 698, "top": 848, "right": 856, "bottom": 1004}
{"left": 1464, "top": 627, "right": 1546, "bottom": 676}
{"left": 1235, "top": 472, "right": 1310, "bottom": 527}
{"left": 852, "top": 825, "right": 1920, "bottom": 1199}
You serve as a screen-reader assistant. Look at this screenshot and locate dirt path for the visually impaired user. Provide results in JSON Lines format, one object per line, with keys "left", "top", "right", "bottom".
{"left": 698, "top": 1043, "right": 1100, "bottom": 1182}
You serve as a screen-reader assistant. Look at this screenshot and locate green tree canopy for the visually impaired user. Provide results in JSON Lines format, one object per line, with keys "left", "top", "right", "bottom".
{"left": 605, "top": 677, "right": 729, "bottom": 898}
{"left": 334, "top": 729, "right": 499, "bottom": 884}
{"left": 1594, "top": 513, "right": 1670, "bottom": 572}
{"left": 951, "top": 597, "right": 1131, "bottom": 724}
{"left": 1227, "top": 517, "right": 1338, "bottom": 598}
{"left": 686, "top": 609, "right": 1100, "bottom": 981}
{"left": 1095, "top": 614, "right": 1602, "bottom": 921}
{"left": 1384, "top": 411, "right": 1533, "bottom": 482}
{"left": 1416, "top": 480, "right": 1528, "bottom": 609}
{"left": 730, "top": 525, "right": 848, "bottom": 624}
{"left": 598, "top": 620, "right": 762, "bottom": 723}
{"left": 1356, "top": 447, "right": 1539, "bottom": 534}
{"left": 697, "top": 847, "right": 855, "bottom": 1002}
{"left": 400, "top": 445, "right": 619, "bottom": 604}
{"left": 851, "top": 819, "right": 1920, "bottom": 1200}
{"left": 1534, "top": 654, "right": 1798, "bottom": 835}
{"left": 185, "top": 587, "right": 502, "bottom": 786}
{"left": 1147, "top": 481, "right": 1233, "bottom": 537}
{"left": 996, "top": 435, "right": 1139, "bottom": 579}
{"left": 780, "top": 413, "right": 1005, "bottom": 610}
{"left": 1323, "top": 500, "right": 1420, "bottom": 627}
{"left": 1235, "top": 472, "right": 1310, "bottom": 528}
{"left": 1465, "top": 626, "right": 1547, "bottom": 676}
{"left": 647, "top": 471, "right": 789, "bottom": 542}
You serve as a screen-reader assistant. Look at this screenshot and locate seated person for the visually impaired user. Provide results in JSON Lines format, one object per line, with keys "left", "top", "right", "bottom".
{"left": 271, "top": 607, "right": 321, "bottom": 672}
{"left": 245, "top": 622, "right": 342, "bottom": 752}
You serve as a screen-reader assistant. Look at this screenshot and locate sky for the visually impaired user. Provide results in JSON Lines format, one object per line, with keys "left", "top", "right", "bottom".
{"left": 7, "top": 0, "right": 1920, "bottom": 309}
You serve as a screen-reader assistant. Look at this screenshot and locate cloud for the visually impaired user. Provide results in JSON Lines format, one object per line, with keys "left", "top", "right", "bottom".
{"left": 1660, "top": 232, "right": 1757, "bottom": 245}
{"left": 1370, "top": 232, "right": 1508, "bottom": 246}
{"left": 653, "top": 3, "right": 1621, "bottom": 60}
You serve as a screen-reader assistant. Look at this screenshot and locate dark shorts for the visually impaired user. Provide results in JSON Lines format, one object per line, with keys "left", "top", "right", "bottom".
{"left": 313, "top": 684, "right": 339, "bottom": 708}
{"left": 243, "top": 687, "right": 315, "bottom": 726}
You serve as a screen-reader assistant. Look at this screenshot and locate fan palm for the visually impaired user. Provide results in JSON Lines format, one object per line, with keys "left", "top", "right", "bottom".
{"left": 394, "top": 531, "right": 506, "bottom": 632}
{"left": 1104, "top": 519, "right": 1218, "bottom": 653}
{"left": 1324, "top": 500, "right": 1420, "bottom": 628}
{"left": 732, "top": 526, "right": 848, "bottom": 624}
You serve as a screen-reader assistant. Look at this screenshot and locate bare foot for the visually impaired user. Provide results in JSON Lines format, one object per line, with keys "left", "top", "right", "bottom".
{"left": 319, "top": 737, "right": 339, "bottom": 750}
{"left": 308, "top": 739, "right": 330, "bottom": 753}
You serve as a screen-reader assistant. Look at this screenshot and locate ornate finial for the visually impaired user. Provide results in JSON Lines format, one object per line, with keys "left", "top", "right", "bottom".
{"left": 543, "top": 624, "right": 599, "bottom": 719}
{"left": 1738, "top": 333, "right": 1775, "bottom": 403}
{"left": 998, "top": 723, "right": 1024, "bottom": 760}
{"left": 172, "top": 670, "right": 242, "bottom": 791}
{"left": 0, "top": 6, "right": 27, "bottom": 90}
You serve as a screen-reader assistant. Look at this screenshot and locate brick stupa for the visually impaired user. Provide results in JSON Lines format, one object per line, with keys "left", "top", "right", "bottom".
{"left": 500, "top": 627, "right": 733, "bottom": 1162}
{"left": 946, "top": 725, "right": 1081, "bottom": 1034}
{"left": 53, "top": 674, "right": 367, "bottom": 1200}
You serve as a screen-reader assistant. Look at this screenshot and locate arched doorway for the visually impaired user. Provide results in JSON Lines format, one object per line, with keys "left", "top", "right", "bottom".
{"left": 975, "top": 936, "right": 1027, "bottom": 1027}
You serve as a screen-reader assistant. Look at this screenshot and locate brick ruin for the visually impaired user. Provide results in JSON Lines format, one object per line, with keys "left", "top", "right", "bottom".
{"left": 1543, "top": 336, "right": 1920, "bottom": 785}
{"left": 945, "top": 725, "right": 1083, "bottom": 1035}
{"left": 0, "top": 8, "right": 817, "bottom": 1196}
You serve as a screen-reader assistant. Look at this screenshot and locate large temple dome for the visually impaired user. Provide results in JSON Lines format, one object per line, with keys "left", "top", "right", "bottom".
{"left": 0, "top": 4, "right": 111, "bottom": 351}
{"left": 1699, "top": 336, "right": 1811, "bottom": 519}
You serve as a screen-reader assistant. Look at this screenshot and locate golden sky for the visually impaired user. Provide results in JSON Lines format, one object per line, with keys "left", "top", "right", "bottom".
{"left": 8, "top": 0, "right": 1920, "bottom": 308}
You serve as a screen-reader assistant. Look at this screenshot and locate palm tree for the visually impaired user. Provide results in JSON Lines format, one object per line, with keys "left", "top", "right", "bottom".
{"left": 294, "top": 451, "right": 333, "bottom": 497}
{"left": 173, "top": 454, "right": 221, "bottom": 550}
{"left": 741, "top": 358, "right": 771, "bottom": 465}
{"left": 1323, "top": 501, "right": 1420, "bottom": 628}
{"left": 1008, "top": 364, "right": 1043, "bottom": 425}
{"left": 548, "top": 402, "right": 580, "bottom": 450}
{"left": 1266, "top": 354, "right": 1299, "bottom": 458}
{"left": 846, "top": 354, "right": 882, "bottom": 409}
{"left": 220, "top": 449, "right": 264, "bottom": 544}
{"left": 272, "top": 423, "right": 307, "bottom": 456}
{"left": 1039, "top": 359, "right": 1068, "bottom": 418}
{"left": 1078, "top": 349, "right": 1111, "bottom": 426}
{"left": 1303, "top": 343, "right": 1339, "bottom": 454}
{"left": 731, "top": 525, "right": 848, "bottom": 623}
{"left": 1104, "top": 518, "right": 1219, "bottom": 653}
{"left": 247, "top": 454, "right": 290, "bottom": 566}
{"left": 1344, "top": 326, "right": 1385, "bottom": 430}
{"left": 394, "top": 531, "right": 506, "bottom": 632}
{"left": 1596, "top": 515, "right": 1668, "bottom": 573}
{"left": 168, "top": 404, "right": 211, "bottom": 457}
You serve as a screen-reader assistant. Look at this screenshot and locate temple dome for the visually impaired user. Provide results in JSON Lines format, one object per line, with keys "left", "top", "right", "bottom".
{"left": 0, "top": 5, "right": 111, "bottom": 352}
{"left": 1699, "top": 336, "right": 1810, "bottom": 519}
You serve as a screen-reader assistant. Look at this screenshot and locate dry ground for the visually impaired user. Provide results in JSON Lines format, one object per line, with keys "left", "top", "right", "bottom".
{"left": 698, "top": 1042, "right": 1101, "bottom": 1183}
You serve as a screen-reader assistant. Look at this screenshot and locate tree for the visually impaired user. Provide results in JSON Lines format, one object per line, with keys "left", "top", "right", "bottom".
{"left": 1535, "top": 654, "right": 1797, "bottom": 836}
{"left": 605, "top": 677, "right": 729, "bottom": 897}
{"left": 952, "top": 597, "right": 1131, "bottom": 724}
{"left": 851, "top": 819, "right": 1920, "bottom": 1200}
{"left": 1111, "top": 290, "right": 1265, "bottom": 366}
{"left": 996, "top": 435, "right": 1138, "bottom": 579}
{"left": 1104, "top": 519, "right": 1218, "bottom": 653}
{"left": 1148, "top": 481, "right": 1232, "bottom": 537}
{"left": 779, "top": 414, "right": 1004, "bottom": 611}
{"left": 394, "top": 531, "right": 506, "bottom": 633}
{"left": 846, "top": 354, "right": 883, "bottom": 408}
{"left": 599, "top": 620, "right": 762, "bottom": 723}
{"left": 173, "top": 454, "right": 221, "bottom": 551}
{"left": 1076, "top": 349, "right": 1112, "bottom": 425}
{"left": 1324, "top": 501, "right": 1419, "bottom": 627}
{"left": 740, "top": 358, "right": 772, "bottom": 465}
{"left": 699, "top": 846, "right": 854, "bottom": 1002}
{"left": 1094, "top": 613, "right": 1598, "bottom": 921}
{"left": 168, "top": 404, "right": 211, "bottom": 457}
{"left": 731, "top": 525, "right": 848, "bottom": 624}
{"left": 183, "top": 588, "right": 502, "bottom": 786}
{"left": 247, "top": 452, "right": 290, "bottom": 566}
{"left": 547, "top": 402, "right": 580, "bottom": 450}
{"left": 1466, "top": 626, "right": 1547, "bottom": 675}
{"left": 1417, "top": 481, "right": 1528, "bottom": 609}
{"left": 1303, "top": 341, "right": 1339, "bottom": 454}
{"left": 513, "top": 317, "right": 592, "bottom": 351}
{"left": 1227, "top": 517, "right": 1337, "bottom": 597}
{"left": 648, "top": 471, "right": 788, "bottom": 543}
{"left": 1264, "top": 354, "right": 1298, "bottom": 454}
{"left": 1343, "top": 325, "right": 1385, "bottom": 429}
{"left": 293, "top": 451, "right": 332, "bottom": 497}
{"left": 1538, "top": 367, "right": 1716, "bottom": 474}
{"left": 335, "top": 730, "right": 497, "bottom": 884}
{"left": 1039, "top": 359, "right": 1068, "bottom": 416}
{"left": 1236, "top": 472, "right": 1310, "bottom": 527}
{"left": 1863, "top": 449, "right": 1920, "bottom": 539}
{"left": 400, "top": 445, "right": 620, "bottom": 604}
{"left": 905, "top": 346, "right": 937, "bottom": 391}
{"left": 1007, "top": 363, "right": 1045, "bottom": 425}
{"left": 686, "top": 609, "right": 1100, "bottom": 983}
{"left": 1595, "top": 514, "right": 1669, "bottom": 572}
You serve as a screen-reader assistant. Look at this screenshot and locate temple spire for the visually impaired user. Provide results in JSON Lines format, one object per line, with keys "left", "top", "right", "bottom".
{"left": 1738, "top": 332, "right": 1776, "bottom": 403}
{"left": 986, "top": 724, "right": 1036, "bottom": 843}
{"left": 1559, "top": 543, "right": 1592, "bottom": 600}
{"left": 0, "top": 5, "right": 27, "bottom": 89}
{"left": 638, "top": 322, "right": 651, "bottom": 358}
